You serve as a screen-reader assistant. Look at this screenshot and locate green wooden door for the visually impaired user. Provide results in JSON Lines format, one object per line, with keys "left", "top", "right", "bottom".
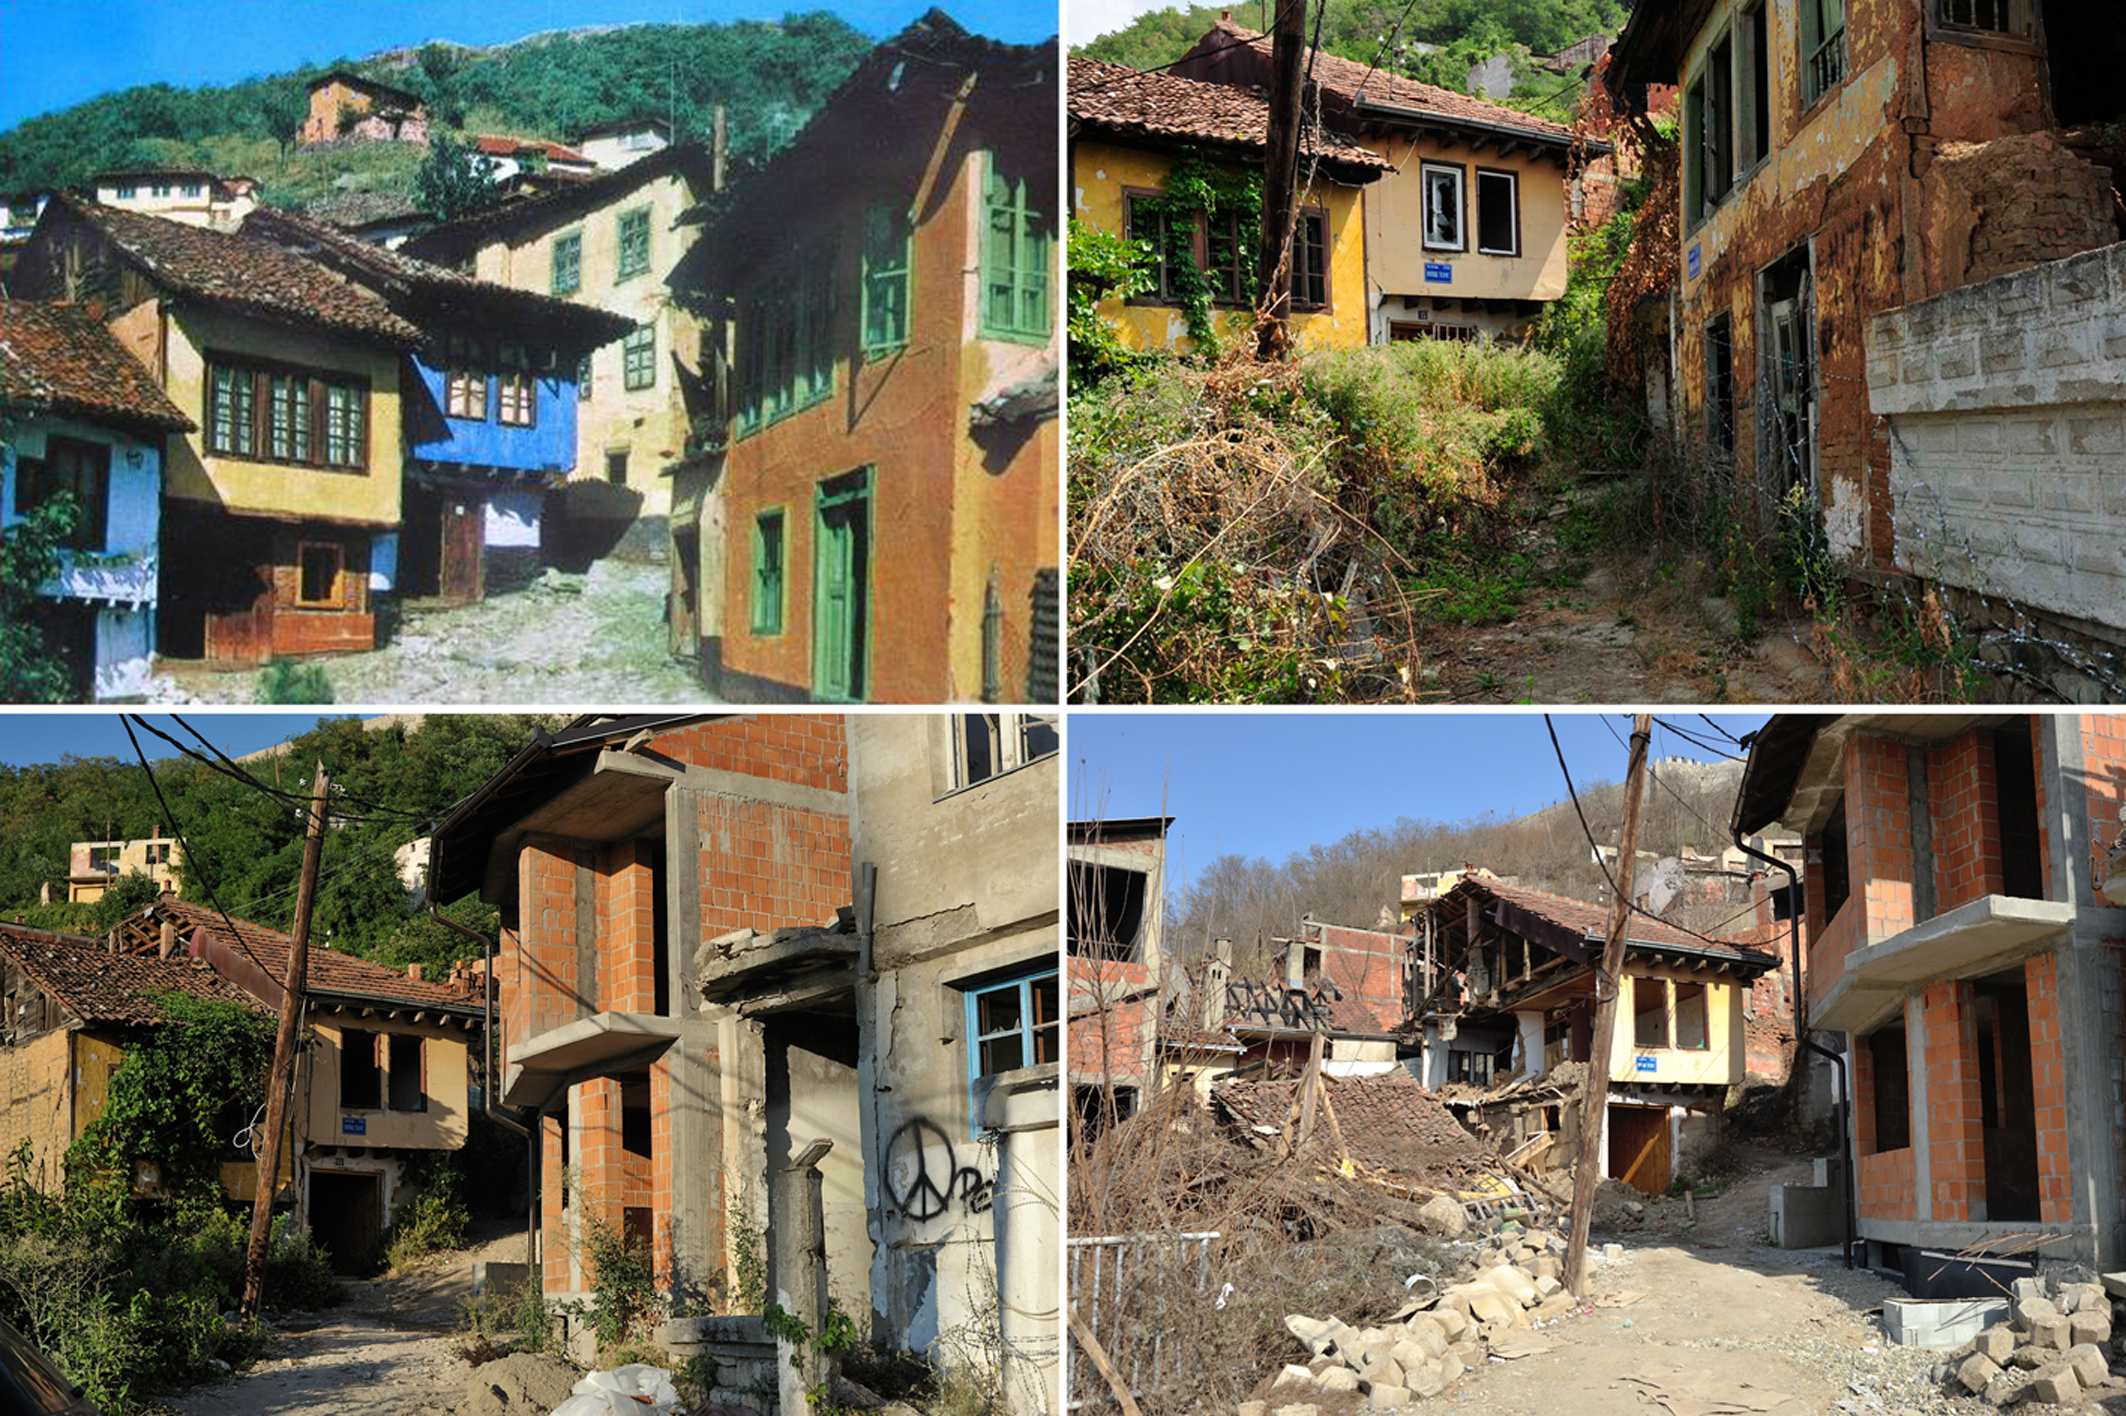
{"left": 812, "top": 469, "right": 872, "bottom": 701}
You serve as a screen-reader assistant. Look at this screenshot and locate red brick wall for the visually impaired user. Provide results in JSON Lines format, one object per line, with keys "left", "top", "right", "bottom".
{"left": 599, "top": 838, "right": 657, "bottom": 1015}
{"left": 2081, "top": 713, "right": 2126, "bottom": 891}
{"left": 1069, "top": 992, "right": 1149, "bottom": 1087}
{"left": 1922, "top": 980, "right": 1984, "bottom": 1222}
{"left": 542, "top": 1110, "right": 569, "bottom": 1293}
{"left": 1853, "top": 1025, "right": 1917, "bottom": 1220}
{"left": 1929, "top": 729, "right": 2004, "bottom": 913}
{"left": 2025, "top": 951, "right": 2071, "bottom": 1224}
{"left": 515, "top": 839, "right": 587, "bottom": 1047}
{"left": 655, "top": 716, "right": 849, "bottom": 792}
{"left": 1314, "top": 923, "right": 1408, "bottom": 1028}
{"left": 1847, "top": 734, "right": 1919, "bottom": 947}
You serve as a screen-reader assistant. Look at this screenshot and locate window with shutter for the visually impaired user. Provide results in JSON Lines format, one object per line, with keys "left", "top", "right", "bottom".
{"left": 979, "top": 152, "right": 1051, "bottom": 342}
{"left": 552, "top": 231, "right": 582, "bottom": 294}
{"left": 860, "top": 203, "right": 911, "bottom": 357}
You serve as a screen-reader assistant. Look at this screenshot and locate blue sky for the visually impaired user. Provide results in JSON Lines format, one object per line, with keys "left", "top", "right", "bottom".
{"left": 1067, "top": 709, "right": 1772, "bottom": 881}
{"left": 0, "top": 0, "right": 1057, "bottom": 130}
{"left": 0, "top": 712, "right": 335, "bottom": 769}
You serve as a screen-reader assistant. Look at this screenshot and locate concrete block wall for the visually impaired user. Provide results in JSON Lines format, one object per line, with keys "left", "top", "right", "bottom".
{"left": 1929, "top": 729, "right": 2005, "bottom": 913}
{"left": 1868, "top": 242, "right": 2126, "bottom": 632}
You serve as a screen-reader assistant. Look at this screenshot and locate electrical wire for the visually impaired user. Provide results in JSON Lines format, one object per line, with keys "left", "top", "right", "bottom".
{"left": 130, "top": 717, "right": 431, "bottom": 827}
{"left": 1697, "top": 713, "right": 1746, "bottom": 746}
{"left": 1649, "top": 716, "right": 1747, "bottom": 763}
{"left": 171, "top": 714, "right": 435, "bottom": 822}
{"left": 119, "top": 715, "right": 275, "bottom": 982}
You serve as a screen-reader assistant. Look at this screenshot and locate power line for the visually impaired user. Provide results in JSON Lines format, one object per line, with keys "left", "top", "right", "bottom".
{"left": 171, "top": 714, "right": 434, "bottom": 822}
{"left": 119, "top": 715, "right": 273, "bottom": 982}
{"left": 1697, "top": 713, "right": 1746, "bottom": 746}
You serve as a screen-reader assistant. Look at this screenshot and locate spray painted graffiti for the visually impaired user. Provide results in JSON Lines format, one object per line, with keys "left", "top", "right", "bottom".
{"left": 885, "top": 1119, "right": 991, "bottom": 1221}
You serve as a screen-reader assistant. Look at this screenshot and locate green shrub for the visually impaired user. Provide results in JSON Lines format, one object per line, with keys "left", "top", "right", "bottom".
{"left": 255, "top": 659, "right": 333, "bottom": 704}
{"left": 582, "top": 1210, "right": 659, "bottom": 1355}
{"left": 383, "top": 1156, "right": 468, "bottom": 1270}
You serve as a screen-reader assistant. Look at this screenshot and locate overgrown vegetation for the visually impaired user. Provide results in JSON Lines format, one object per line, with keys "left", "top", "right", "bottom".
{"left": 382, "top": 1151, "right": 470, "bottom": 1271}
{"left": 0, "top": 487, "right": 82, "bottom": 704}
{"left": 0, "top": 993, "right": 344, "bottom": 1412}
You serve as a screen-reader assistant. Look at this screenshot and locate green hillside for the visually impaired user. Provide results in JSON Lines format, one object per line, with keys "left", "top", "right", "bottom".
{"left": 1076, "top": 0, "right": 1630, "bottom": 111}
{"left": 0, "top": 715, "right": 564, "bottom": 973}
{"left": 0, "top": 13, "right": 874, "bottom": 206}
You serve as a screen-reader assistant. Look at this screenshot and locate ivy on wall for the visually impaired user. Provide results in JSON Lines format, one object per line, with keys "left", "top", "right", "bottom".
{"left": 1132, "top": 150, "right": 1266, "bottom": 351}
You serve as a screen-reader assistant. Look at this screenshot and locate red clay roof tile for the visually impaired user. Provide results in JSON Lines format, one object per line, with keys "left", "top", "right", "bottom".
{"left": 1068, "top": 56, "right": 1392, "bottom": 173}
{"left": 0, "top": 924, "right": 266, "bottom": 1026}
{"left": 0, "top": 299, "right": 194, "bottom": 433}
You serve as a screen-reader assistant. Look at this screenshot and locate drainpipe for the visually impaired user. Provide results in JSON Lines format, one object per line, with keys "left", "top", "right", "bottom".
{"left": 428, "top": 900, "right": 540, "bottom": 1280}
{"left": 1730, "top": 831, "right": 1855, "bottom": 1269}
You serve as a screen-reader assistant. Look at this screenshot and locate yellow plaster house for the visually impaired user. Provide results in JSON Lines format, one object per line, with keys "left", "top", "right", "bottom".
{"left": 401, "top": 146, "right": 715, "bottom": 550}
{"left": 1068, "top": 57, "right": 1388, "bottom": 355}
{"left": 1170, "top": 20, "right": 1611, "bottom": 342}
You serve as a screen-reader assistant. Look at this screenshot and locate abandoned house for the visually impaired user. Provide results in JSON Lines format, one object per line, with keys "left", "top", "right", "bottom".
{"left": 1174, "top": 921, "right": 1410, "bottom": 1085}
{"left": 1168, "top": 17, "right": 1612, "bottom": 342}
{"left": 50, "top": 830, "right": 182, "bottom": 904}
{"left": 1604, "top": 0, "right": 2126, "bottom": 649}
{"left": 0, "top": 921, "right": 271, "bottom": 1196}
{"left": 1067, "top": 814, "right": 1170, "bottom": 1120}
{"left": 667, "top": 12, "right": 1060, "bottom": 705}
{"left": 1418, "top": 874, "right": 1780, "bottom": 1195}
{"left": 425, "top": 712, "right": 1059, "bottom": 1414}
{"left": 102, "top": 896, "right": 484, "bottom": 1268}
{"left": 1732, "top": 713, "right": 2126, "bottom": 1271}
{"left": 298, "top": 69, "right": 430, "bottom": 148}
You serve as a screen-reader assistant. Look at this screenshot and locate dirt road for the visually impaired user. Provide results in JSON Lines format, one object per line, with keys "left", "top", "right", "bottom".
{"left": 161, "top": 558, "right": 711, "bottom": 705}
{"left": 171, "top": 1229, "right": 529, "bottom": 1416}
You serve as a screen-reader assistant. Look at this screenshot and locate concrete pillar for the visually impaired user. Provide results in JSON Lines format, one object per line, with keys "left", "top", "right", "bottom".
{"left": 1921, "top": 980, "right": 1984, "bottom": 1221}
{"left": 989, "top": 1070, "right": 1060, "bottom": 1416}
{"left": 772, "top": 1141, "right": 832, "bottom": 1416}
{"left": 1516, "top": 1010, "right": 1546, "bottom": 1081}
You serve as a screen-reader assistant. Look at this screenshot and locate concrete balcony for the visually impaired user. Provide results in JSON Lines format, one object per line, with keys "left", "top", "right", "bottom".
{"left": 502, "top": 1011, "right": 690, "bottom": 1110}
{"left": 1812, "top": 894, "right": 2074, "bottom": 1033}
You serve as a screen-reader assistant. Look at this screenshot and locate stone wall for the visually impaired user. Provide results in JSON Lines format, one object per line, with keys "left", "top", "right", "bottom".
{"left": 1867, "top": 242, "right": 2126, "bottom": 635}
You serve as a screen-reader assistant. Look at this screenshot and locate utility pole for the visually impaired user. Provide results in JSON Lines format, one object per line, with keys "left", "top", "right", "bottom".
{"left": 241, "top": 762, "right": 328, "bottom": 1318}
{"left": 1563, "top": 713, "right": 1651, "bottom": 1298}
{"left": 1255, "top": 0, "right": 1306, "bottom": 362}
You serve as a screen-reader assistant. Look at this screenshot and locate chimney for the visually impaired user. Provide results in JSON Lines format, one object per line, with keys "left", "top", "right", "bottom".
{"left": 159, "top": 919, "right": 176, "bottom": 960}
{"left": 408, "top": 963, "right": 425, "bottom": 982}
{"left": 1201, "top": 951, "right": 1230, "bottom": 1030}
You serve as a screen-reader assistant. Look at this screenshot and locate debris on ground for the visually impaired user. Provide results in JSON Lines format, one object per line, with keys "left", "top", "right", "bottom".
{"left": 551, "top": 1364, "right": 681, "bottom": 1416}
{"left": 1926, "top": 1273, "right": 2124, "bottom": 1407}
{"left": 1618, "top": 1374, "right": 1810, "bottom": 1416}
{"left": 461, "top": 1350, "right": 583, "bottom": 1416}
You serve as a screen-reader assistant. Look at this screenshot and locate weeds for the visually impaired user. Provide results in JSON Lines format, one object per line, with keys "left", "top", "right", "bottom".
{"left": 382, "top": 1153, "right": 468, "bottom": 1271}
{"left": 255, "top": 659, "right": 333, "bottom": 704}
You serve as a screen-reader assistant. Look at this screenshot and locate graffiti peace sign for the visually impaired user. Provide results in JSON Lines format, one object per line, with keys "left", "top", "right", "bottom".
{"left": 887, "top": 1119, "right": 957, "bottom": 1222}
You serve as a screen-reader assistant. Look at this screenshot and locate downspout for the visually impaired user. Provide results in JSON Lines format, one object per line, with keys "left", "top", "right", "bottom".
{"left": 427, "top": 901, "right": 540, "bottom": 1280}
{"left": 1730, "top": 831, "right": 1855, "bottom": 1269}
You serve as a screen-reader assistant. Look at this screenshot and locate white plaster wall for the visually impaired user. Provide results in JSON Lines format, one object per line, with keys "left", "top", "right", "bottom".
{"left": 486, "top": 489, "right": 545, "bottom": 548}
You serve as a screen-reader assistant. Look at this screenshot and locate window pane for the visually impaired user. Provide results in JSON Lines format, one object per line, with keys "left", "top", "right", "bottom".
{"left": 1674, "top": 982, "right": 1709, "bottom": 1050}
{"left": 977, "top": 981, "right": 1021, "bottom": 1036}
{"left": 962, "top": 713, "right": 998, "bottom": 785}
{"left": 1020, "top": 714, "right": 1058, "bottom": 761}
{"left": 299, "top": 544, "right": 340, "bottom": 605}
{"left": 980, "top": 1034, "right": 1023, "bottom": 1076}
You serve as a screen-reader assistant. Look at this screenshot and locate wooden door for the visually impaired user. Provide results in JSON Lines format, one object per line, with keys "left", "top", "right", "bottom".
{"left": 1608, "top": 1104, "right": 1670, "bottom": 1196}
{"left": 812, "top": 470, "right": 871, "bottom": 702}
{"left": 440, "top": 494, "right": 484, "bottom": 605}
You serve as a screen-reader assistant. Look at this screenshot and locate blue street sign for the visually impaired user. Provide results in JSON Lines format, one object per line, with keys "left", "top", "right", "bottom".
{"left": 1634, "top": 1054, "right": 1657, "bottom": 1073}
{"left": 1424, "top": 262, "right": 1452, "bottom": 283}
{"left": 342, "top": 1116, "right": 367, "bottom": 1135}
{"left": 1687, "top": 243, "right": 1702, "bottom": 280}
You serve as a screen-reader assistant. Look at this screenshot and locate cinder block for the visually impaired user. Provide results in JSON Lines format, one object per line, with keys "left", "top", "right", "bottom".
{"left": 1884, "top": 1297, "right": 2012, "bottom": 1349}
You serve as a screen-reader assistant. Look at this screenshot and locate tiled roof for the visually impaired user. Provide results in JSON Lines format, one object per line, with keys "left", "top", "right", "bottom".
{"left": 1200, "top": 18, "right": 1578, "bottom": 144}
{"left": 155, "top": 900, "right": 476, "bottom": 1010}
{"left": 1068, "top": 56, "right": 1392, "bottom": 172}
{"left": 1452, "top": 876, "right": 1777, "bottom": 962}
{"left": 1214, "top": 1070, "right": 1481, "bottom": 1167}
{"left": 473, "top": 136, "right": 591, "bottom": 165}
{"left": 399, "top": 142, "right": 715, "bottom": 264}
{"left": 241, "top": 208, "right": 634, "bottom": 345}
{"left": 52, "top": 193, "right": 421, "bottom": 346}
{"left": 0, "top": 299, "right": 194, "bottom": 433}
{"left": 0, "top": 924, "right": 265, "bottom": 1026}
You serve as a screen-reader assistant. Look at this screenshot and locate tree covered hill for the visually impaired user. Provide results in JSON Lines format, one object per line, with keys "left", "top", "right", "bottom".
{"left": 1076, "top": 0, "right": 1631, "bottom": 110}
{"left": 0, "top": 13, "right": 874, "bottom": 205}
{"left": 0, "top": 714, "right": 565, "bottom": 974}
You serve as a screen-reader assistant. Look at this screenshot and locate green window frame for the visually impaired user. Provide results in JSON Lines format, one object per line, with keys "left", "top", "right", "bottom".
{"left": 623, "top": 324, "right": 656, "bottom": 390}
{"left": 750, "top": 507, "right": 786, "bottom": 635}
{"left": 733, "top": 242, "right": 838, "bottom": 438}
{"left": 860, "top": 203, "right": 912, "bottom": 358}
{"left": 616, "top": 207, "right": 651, "bottom": 281}
{"left": 978, "top": 152, "right": 1051, "bottom": 343}
{"left": 551, "top": 230, "right": 582, "bottom": 294}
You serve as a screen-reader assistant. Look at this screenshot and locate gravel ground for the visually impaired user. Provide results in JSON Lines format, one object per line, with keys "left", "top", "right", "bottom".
{"left": 159, "top": 558, "right": 712, "bottom": 705}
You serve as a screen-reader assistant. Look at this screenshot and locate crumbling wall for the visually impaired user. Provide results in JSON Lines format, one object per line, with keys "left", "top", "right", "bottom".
{"left": 0, "top": 1026, "right": 74, "bottom": 1191}
{"left": 1869, "top": 242, "right": 2126, "bottom": 633}
{"left": 1916, "top": 133, "right": 2117, "bottom": 292}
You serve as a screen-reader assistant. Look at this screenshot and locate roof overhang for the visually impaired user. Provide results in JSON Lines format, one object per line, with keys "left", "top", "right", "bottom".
{"left": 1811, "top": 895, "right": 2075, "bottom": 1034}
{"left": 1734, "top": 714, "right": 2020, "bottom": 836}
{"left": 1351, "top": 97, "right": 1609, "bottom": 158}
{"left": 1605, "top": 0, "right": 1722, "bottom": 101}
{"left": 502, "top": 1011, "right": 688, "bottom": 1110}
{"left": 476, "top": 750, "right": 679, "bottom": 904}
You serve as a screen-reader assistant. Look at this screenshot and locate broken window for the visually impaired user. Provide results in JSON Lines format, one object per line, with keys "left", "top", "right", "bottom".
{"left": 1069, "top": 860, "right": 1148, "bottom": 960}
{"left": 1674, "top": 982, "right": 1709, "bottom": 1050}
{"left": 966, "top": 968, "right": 1059, "bottom": 1090}
{"left": 1447, "top": 1046, "right": 1492, "bottom": 1085}
{"left": 1739, "top": 2, "right": 1771, "bottom": 171}
{"left": 953, "top": 712, "right": 1058, "bottom": 788}
{"left": 1421, "top": 162, "right": 1464, "bottom": 251}
{"left": 387, "top": 1034, "right": 425, "bottom": 1111}
{"left": 1475, "top": 170, "right": 1519, "bottom": 256}
{"left": 1866, "top": 1025, "right": 1910, "bottom": 1152}
{"left": 1634, "top": 977, "right": 1671, "bottom": 1048}
{"left": 1704, "top": 315, "right": 1735, "bottom": 452}
{"left": 1800, "top": 0, "right": 1847, "bottom": 106}
{"left": 1936, "top": 0, "right": 2031, "bottom": 35}
{"left": 341, "top": 1029, "right": 381, "bottom": 1109}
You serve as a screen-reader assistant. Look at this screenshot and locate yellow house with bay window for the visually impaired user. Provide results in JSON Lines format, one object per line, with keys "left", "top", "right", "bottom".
{"left": 1169, "top": 20, "right": 1608, "bottom": 343}
{"left": 1067, "top": 57, "right": 1387, "bottom": 355}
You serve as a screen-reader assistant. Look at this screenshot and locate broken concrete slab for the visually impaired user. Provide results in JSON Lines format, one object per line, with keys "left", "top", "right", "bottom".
{"left": 2014, "top": 1295, "right": 2059, "bottom": 1328}
{"left": 1319, "top": 1367, "right": 1359, "bottom": 1393}
{"left": 1976, "top": 1326, "right": 2017, "bottom": 1363}
{"left": 2100, "top": 1272, "right": 2126, "bottom": 1301}
{"left": 1417, "top": 1193, "right": 1467, "bottom": 1238}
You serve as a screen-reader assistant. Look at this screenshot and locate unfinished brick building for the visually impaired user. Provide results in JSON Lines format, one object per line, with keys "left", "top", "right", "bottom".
{"left": 1605, "top": 0, "right": 2123, "bottom": 605}
{"left": 1066, "top": 815, "right": 1169, "bottom": 1123}
{"left": 1734, "top": 713, "right": 2126, "bottom": 1271}
{"left": 430, "top": 713, "right": 1059, "bottom": 1412}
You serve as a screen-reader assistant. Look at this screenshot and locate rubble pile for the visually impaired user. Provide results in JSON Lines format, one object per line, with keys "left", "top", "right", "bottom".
{"left": 1938, "top": 1276, "right": 2122, "bottom": 1407}
{"left": 1263, "top": 1220, "right": 1591, "bottom": 1413}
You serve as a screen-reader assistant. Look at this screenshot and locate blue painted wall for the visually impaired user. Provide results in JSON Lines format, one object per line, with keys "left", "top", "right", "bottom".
{"left": 405, "top": 352, "right": 578, "bottom": 473}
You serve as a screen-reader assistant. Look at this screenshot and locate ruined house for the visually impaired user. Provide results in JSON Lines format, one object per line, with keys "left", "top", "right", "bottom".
{"left": 426, "top": 713, "right": 1059, "bottom": 1413}
{"left": 1066, "top": 815, "right": 1170, "bottom": 1121}
{"left": 108, "top": 897, "right": 483, "bottom": 1269}
{"left": 1733, "top": 713, "right": 2126, "bottom": 1271}
{"left": 297, "top": 70, "right": 430, "bottom": 148}
{"left": 1603, "top": 0, "right": 2125, "bottom": 649}
{"left": 1419, "top": 875, "right": 1780, "bottom": 1194}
